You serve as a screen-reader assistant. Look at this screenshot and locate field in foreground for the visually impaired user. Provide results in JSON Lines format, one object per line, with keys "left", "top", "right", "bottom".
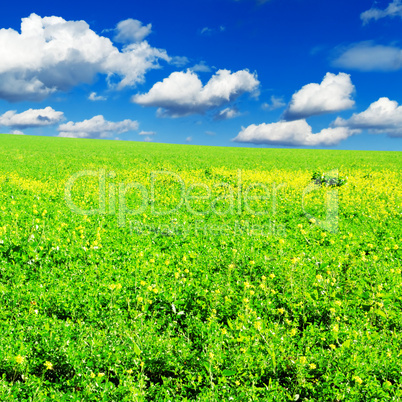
{"left": 0, "top": 134, "right": 401, "bottom": 401}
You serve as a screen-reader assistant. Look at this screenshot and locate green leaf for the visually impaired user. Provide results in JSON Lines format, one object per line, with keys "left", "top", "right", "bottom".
{"left": 222, "top": 370, "right": 236, "bottom": 377}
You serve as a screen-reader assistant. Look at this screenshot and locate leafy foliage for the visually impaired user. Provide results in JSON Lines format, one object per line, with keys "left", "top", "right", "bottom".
{"left": 0, "top": 134, "right": 401, "bottom": 401}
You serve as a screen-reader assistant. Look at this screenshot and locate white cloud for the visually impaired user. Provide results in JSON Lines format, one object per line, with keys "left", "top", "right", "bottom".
{"left": 283, "top": 72, "right": 355, "bottom": 120}
{"left": 171, "top": 56, "right": 190, "bottom": 67}
{"left": 186, "top": 136, "right": 192, "bottom": 142}
{"left": 132, "top": 69, "right": 259, "bottom": 117}
{"left": 333, "top": 42, "right": 402, "bottom": 72}
{"left": 205, "top": 130, "right": 216, "bottom": 136}
{"left": 200, "top": 26, "right": 225, "bottom": 36}
{"left": 214, "top": 107, "right": 240, "bottom": 120}
{"left": 0, "top": 14, "right": 170, "bottom": 101}
{"left": 88, "top": 92, "right": 107, "bottom": 101}
{"left": 9, "top": 130, "right": 25, "bottom": 135}
{"left": 191, "top": 61, "right": 212, "bottom": 73}
{"left": 262, "top": 95, "right": 286, "bottom": 111}
{"left": 58, "top": 115, "right": 139, "bottom": 139}
{"left": 139, "top": 130, "right": 156, "bottom": 136}
{"left": 334, "top": 97, "right": 402, "bottom": 137}
{"left": 143, "top": 136, "right": 153, "bottom": 142}
{"left": 114, "top": 19, "right": 152, "bottom": 43}
{"left": 0, "top": 107, "right": 64, "bottom": 128}
{"left": 232, "top": 119, "right": 358, "bottom": 146}
{"left": 200, "top": 27, "right": 214, "bottom": 36}
{"left": 361, "top": 0, "right": 402, "bottom": 24}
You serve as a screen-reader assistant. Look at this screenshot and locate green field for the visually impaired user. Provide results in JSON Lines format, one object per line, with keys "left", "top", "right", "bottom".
{"left": 0, "top": 133, "right": 401, "bottom": 401}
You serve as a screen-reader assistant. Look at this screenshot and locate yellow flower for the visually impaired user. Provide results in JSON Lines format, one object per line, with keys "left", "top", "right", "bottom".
{"left": 15, "top": 355, "right": 25, "bottom": 364}
{"left": 300, "top": 356, "right": 307, "bottom": 365}
{"left": 44, "top": 361, "right": 53, "bottom": 370}
{"left": 90, "top": 372, "right": 96, "bottom": 378}
{"left": 329, "top": 344, "right": 336, "bottom": 350}
{"left": 277, "top": 308, "right": 285, "bottom": 315}
{"left": 353, "top": 375, "right": 363, "bottom": 385}
{"left": 254, "top": 321, "right": 262, "bottom": 331}
{"left": 309, "top": 363, "right": 316, "bottom": 370}
{"left": 269, "top": 273, "right": 275, "bottom": 279}
{"left": 98, "top": 372, "right": 105, "bottom": 378}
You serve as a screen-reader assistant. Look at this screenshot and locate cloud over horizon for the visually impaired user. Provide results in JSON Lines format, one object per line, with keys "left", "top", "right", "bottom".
{"left": 58, "top": 115, "right": 139, "bottom": 139}
{"left": 132, "top": 69, "right": 259, "bottom": 117}
{"left": 0, "top": 107, "right": 64, "bottom": 128}
{"left": 233, "top": 119, "right": 358, "bottom": 146}
{"left": 283, "top": 72, "right": 355, "bottom": 120}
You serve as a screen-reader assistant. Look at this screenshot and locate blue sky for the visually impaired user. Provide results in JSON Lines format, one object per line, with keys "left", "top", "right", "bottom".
{"left": 1, "top": 0, "right": 402, "bottom": 150}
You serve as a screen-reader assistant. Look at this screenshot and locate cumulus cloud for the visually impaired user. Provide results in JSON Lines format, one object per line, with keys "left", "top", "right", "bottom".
{"left": 283, "top": 73, "right": 355, "bottom": 121}
{"left": 9, "top": 130, "right": 25, "bottom": 135}
{"left": 132, "top": 69, "right": 259, "bottom": 117}
{"left": 333, "top": 42, "right": 402, "bottom": 72}
{"left": 262, "top": 95, "right": 286, "bottom": 111}
{"left": 361, "top": 0, "right": 402, "bottom": 24}
{"left": 58, "top": 115, "right": 139, "bottom": 139}
{"left": 186, "top": 136, "right": 192, "bottom": 142}
{"left": 0, "top": 107, "right": 64, "bottom": 128}
{"left": 88, "top": 92, "right": 107, "bottom": 101}
{"left": 0, "top": 14, "right": 170, "bottom": 101}
{"left": 114, "top": 18, "right": 152, "bottom": 43}
{"left": 232, "top": 119, "right": 358, "bottom": 146}
{"left": 334, "top": 97, "right": 402, "bottom": 137}
{"left": 214, "top": 107, "right": 240, "bottom": 120}
{"left": 143, "top": 136, "right": 153, "bottom": 142}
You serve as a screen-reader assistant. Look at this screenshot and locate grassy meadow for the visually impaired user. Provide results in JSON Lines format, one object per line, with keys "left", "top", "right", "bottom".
{"left": 0, "top": 133, "right": 401, "bottom": 401}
